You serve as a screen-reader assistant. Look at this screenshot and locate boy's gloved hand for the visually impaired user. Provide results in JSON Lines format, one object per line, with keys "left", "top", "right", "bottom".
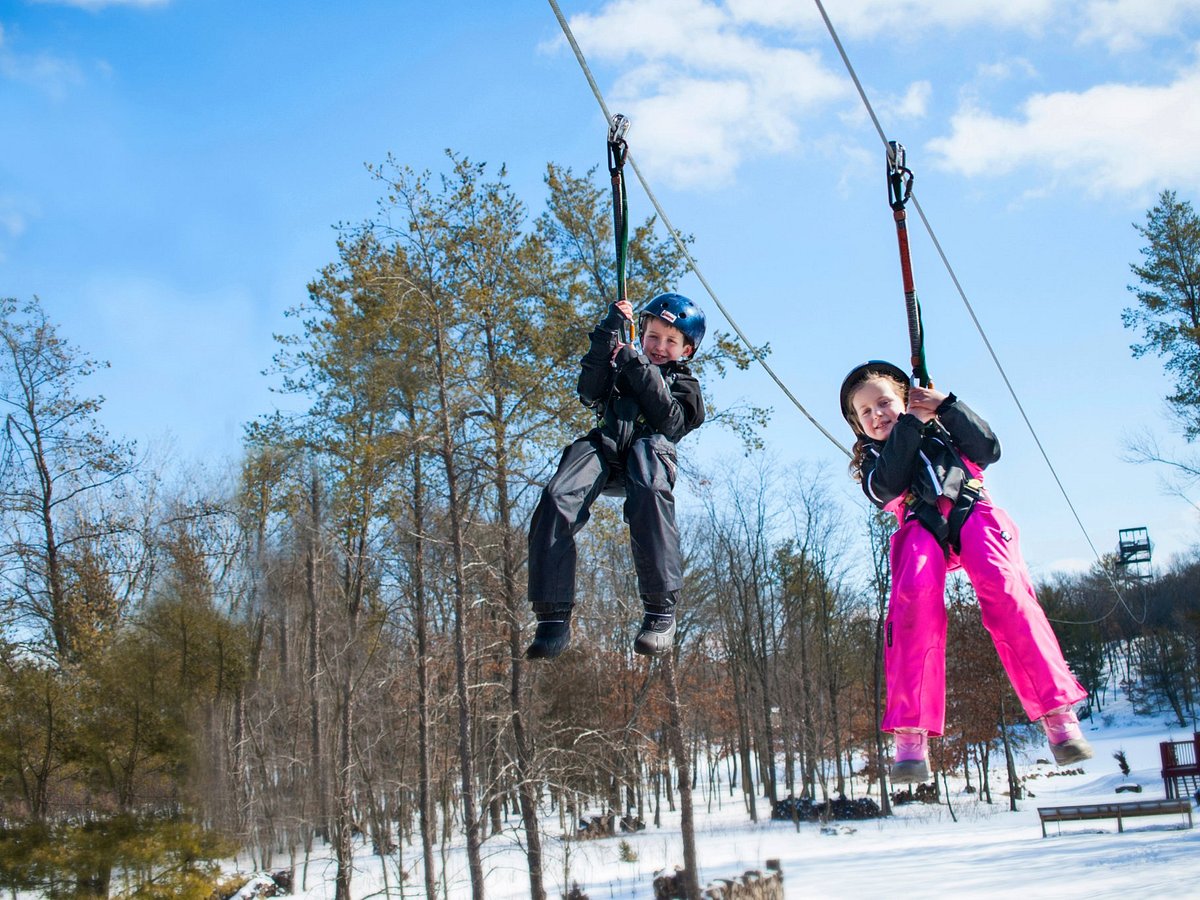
{"left": 613, "top": 344, "right": 649, "bottom": 396}
{"left": 600, "top": 300, "right": 634, "bottom": 330}
{"left": 613, "top": 344, "right": 641, "bottom": 369}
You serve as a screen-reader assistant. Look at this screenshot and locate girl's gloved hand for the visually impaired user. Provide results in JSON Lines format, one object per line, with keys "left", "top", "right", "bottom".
{"left": 907, "top": 385, "right": 948, "bottom": 423}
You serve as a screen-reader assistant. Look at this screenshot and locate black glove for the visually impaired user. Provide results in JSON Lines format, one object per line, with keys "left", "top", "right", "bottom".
{"left": 599, "top": 303, "right": 627, "bottom": 330}
{"left": 613, "top": 344, "right": 641, "bottom": 369}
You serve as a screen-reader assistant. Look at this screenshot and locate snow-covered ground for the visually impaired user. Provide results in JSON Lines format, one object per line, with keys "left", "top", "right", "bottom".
{"left": 234, "top": 703, "right": 1200, "bottom": 899}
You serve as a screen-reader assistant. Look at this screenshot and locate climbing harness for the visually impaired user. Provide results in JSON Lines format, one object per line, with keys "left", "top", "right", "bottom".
{"left": 607, "top": 113, "right": 635, "bottom": 346}
{"left": 887, "top": 142, "right": 930, "bottom": 388}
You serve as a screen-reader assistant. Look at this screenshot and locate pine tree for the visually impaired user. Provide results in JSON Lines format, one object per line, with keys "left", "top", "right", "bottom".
{"left": 259, "top": 222, "right": 419, "bottom": 900}
{"left": 1123, "top": 190, "right": 1200, "bottom": 437}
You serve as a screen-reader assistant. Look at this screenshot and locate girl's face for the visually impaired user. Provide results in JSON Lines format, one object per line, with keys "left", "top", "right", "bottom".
{"left": 850, "top": 378, "right": 905, "bottom": 441}
{"left": 641, "top": 318, "right": 692, "bottom": 365}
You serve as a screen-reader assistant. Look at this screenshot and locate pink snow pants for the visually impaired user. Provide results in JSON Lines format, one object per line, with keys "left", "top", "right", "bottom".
{"left": 880, "top": 500, "right": 1087, "bottom": 735}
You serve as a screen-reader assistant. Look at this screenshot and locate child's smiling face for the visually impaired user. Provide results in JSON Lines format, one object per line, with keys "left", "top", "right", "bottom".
{"left": 851, "top": 377, "right": 905, "bottom": 441}
{"left": 641, "top": 318, "right": 692, "bottom": 365}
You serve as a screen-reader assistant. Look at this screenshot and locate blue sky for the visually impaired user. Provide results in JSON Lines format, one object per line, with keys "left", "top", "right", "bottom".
{"left": 5, "top": 0, "right": 1200, "bottom": 575}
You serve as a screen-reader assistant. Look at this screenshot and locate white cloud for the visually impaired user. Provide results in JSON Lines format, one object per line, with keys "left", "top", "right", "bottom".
{"left": 563, "top": 0, "right": 848, "bottom": 186}
{"left": 1, "top": 210, "right": 27, "bottom": 239}
{"left": 567, "top": 0, "right": 730, "bottom": 62}
{"left": 725, "top": 0, "right": 1059, "bottom": 37}
{"left": 895, "top": 81, "right": 932, "bottom": 120}
{"left": 1079, "top": 0, "right": 1200, "bottom": 52}
{"left": 548, "top": 0, "right": 1093, "bottom": 188}
{"left": 550, "top": 0, "right": 1200, "bottom": 190}
{"left": 0, "top": 21, "right": 88, "bottom": 100}
{"left": 926, "top": 59, "right": 1200, "bottom": 197}
{"left": 30, "top": 0, "right": 168, "bottom": 9}
{"left": 0, "top": 51, "right": 86, "bottom": 100}
{"left": 975, "top": 58, "right": 1039, "bottom": 83}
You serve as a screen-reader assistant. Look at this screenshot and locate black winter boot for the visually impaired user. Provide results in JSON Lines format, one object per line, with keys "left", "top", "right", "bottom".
{"left": 633, "top": 593, "right": 677, "bottom": 657}
{"left": 526, "top": 610, "right": 572, "bottom": 660}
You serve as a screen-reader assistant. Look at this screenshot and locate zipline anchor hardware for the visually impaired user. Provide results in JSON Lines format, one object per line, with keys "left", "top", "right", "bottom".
{"left": 887, "top": 141, "right": 931, "bottom": 388}
{"left": 607, "top": 113, "right": 636, "bottom": 348}
{"left": 608, "top": 112, "right": 631, "bottom": 145}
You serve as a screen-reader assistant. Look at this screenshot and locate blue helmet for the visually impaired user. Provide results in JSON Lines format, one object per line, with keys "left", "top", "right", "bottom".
{"left": 638, "top": 292, "right": 706, "bottom": 352}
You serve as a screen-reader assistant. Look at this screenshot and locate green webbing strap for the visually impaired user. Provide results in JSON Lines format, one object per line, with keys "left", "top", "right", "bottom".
{"left": 608, "top": 113, "right": 633, "bottom": 345}
{"left": 887, "top": 141, "right": 931, "bottom": 387}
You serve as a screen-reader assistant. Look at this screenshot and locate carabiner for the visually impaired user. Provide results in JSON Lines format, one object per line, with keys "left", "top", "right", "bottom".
{"left": 887, "top": 140, "right": 913, "bottom": 211}
{"left": 607, "top": 113, "right": 630, "bottom": 174}
{"left": 608, "top": 113, "right": 631, "bottom": 145}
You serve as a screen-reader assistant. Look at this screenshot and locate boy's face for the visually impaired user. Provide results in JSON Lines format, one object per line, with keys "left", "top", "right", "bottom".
{"left": 641, "top": 318, "right": 692, "bottom": 365}
{"left": 850, "top": 377, "right": 905, "bottom": 441}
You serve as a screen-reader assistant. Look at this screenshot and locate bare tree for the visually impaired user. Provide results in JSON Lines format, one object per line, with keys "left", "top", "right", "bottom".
{"left": 1, "top": 296, "right": 137, "bottom": 663}
{"left": 864, "top": 506, "right": 894, "bottom": 815}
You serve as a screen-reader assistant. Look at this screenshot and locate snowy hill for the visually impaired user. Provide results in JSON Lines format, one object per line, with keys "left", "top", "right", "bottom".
{"left": 224, "top": 699, "right": 1199, "bottom": 899}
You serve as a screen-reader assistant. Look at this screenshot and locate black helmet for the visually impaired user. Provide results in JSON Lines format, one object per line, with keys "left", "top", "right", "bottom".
{"left": 839, "top": 360, "right": 909, "bottom": 425}
{"left": 638, "top": 293, "right": 706, "bottom": 352}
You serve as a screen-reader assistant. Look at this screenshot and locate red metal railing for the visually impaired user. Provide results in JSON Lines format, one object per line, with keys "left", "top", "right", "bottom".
{"left": 1160, "top": 733, "right": 1200, "bottom": 799}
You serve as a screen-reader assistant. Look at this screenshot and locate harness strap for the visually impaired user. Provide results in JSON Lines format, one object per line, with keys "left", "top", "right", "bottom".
{"left": 946, "top": 478, "right": 984, "bottom": 553}
{"left": 887, "top": 141, "right": 931, "bottom": 387}
{"left": 904, "top": 476, "right": 984, "bottom": 555}
{"left": 607, "top": 114, "right": 634, "bottom": 346}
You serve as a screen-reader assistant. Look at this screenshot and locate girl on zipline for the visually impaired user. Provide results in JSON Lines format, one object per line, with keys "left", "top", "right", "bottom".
{"left": 525, "top": 293, "right": 706, "bottom": 661}
{"left": 840, "top": 361, "right": 1093, "bottom": 783}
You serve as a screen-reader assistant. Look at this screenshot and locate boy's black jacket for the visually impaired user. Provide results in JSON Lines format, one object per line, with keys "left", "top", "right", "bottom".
{"left": 577, "top": 304, "right": 705, "bottom": 452}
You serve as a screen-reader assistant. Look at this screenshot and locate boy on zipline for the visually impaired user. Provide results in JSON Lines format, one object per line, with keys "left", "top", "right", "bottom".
{"left": 840, "top": 361, "right": 1093, "bottom": 783}
{"left": 525, "top": 293, "right": 706, "bottom": 660}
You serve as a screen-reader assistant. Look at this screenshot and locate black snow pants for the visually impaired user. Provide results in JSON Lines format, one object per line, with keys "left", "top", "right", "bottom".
{"left": 527, "top": 431, "right": 682, "bottom": 614}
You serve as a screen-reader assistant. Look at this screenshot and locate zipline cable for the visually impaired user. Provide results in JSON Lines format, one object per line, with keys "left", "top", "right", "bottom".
{"left": 546, "top": 0, "right": 851, "bottom": 457}
{"left": 812, "top": 0, "right": 1143, "bottom": 624}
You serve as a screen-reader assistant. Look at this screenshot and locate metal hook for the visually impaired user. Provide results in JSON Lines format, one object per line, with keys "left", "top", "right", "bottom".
{"left": 887, "top": 140, "right": 913, "bottom": 211}
{"left": 608, "top": 114, "right": 630, "bottom": 173}
{"left": 608, "top": 113, "right": 630, "bottom": 144}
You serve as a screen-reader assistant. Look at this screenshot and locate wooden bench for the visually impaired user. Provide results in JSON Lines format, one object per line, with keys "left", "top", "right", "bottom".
{"left": 1038, "top": 798, "right": 1194, "bottom": 837}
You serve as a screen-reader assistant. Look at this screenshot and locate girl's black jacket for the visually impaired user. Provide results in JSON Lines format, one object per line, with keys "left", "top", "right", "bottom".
{"left": 859, "top": 394, "right": 1001, "bottom": 548}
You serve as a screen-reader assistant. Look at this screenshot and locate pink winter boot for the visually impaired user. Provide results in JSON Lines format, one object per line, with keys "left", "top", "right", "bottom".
{"left": 890, "top": 729, "right": 930, "bottom": 784}
{"left": 1041, "top": 705, "right": 1094, "bottom": 765}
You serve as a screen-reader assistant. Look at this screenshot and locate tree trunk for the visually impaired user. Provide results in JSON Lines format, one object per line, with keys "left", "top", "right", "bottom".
{"left": 664, "top": 657, "right": 701, "bottom": 900}
{"left": 334, "top": 676, "right": 355, "bottom": 900}
{"left": 306, "top": 468, "right": 327, "bottom": 842}
{"left": 411, "top": 461, "right": 439, "bottom": 900}
{"left": 730, "top": 658, "right": 757, "bottom": 821}
{"left": 754, "top": 662, "right": 778, "bottom": 805}
{"left": 1000, "top": 699, "right": 1020, "bottom": 812}
{"left": 333, "top": 520, "right": 369, "bottom": 900}
{"left": 873, "top": 610, "right": 892, "bottom": 815}
{"left": 505, "top": 547, "right": 547, "bottom": 900}
{"left": 482, "top": 393, "right": 549, "bottom": 900}
{"left": 433, "top": 326, "right": 485, "bottom": 899}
